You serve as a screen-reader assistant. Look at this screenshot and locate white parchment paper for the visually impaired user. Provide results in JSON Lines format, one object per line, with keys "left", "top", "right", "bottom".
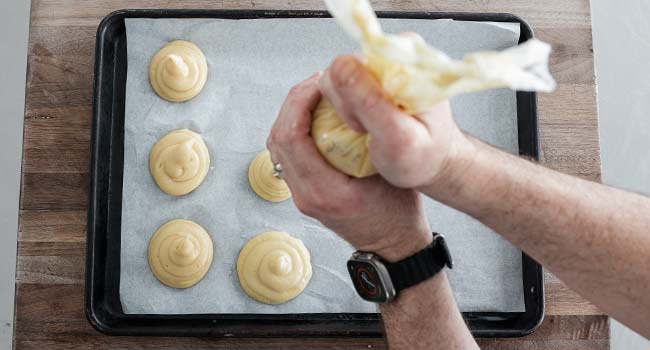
{"left": 121, "top": 17, "right": 525, "bottom": 314}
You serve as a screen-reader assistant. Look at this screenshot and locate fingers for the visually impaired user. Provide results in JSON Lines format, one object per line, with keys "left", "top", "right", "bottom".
{"left": 268, "top": 73, "right": 320, "bottom": 161}
{"left": 272, "top": 133, "right": 348, "bottom": 191}
{"left": 320, "top": 58, "right": 366, "bottom": 132}
{"left": 320, "top": 55, "right": 409, "bottom": 141}
{"left": 276, "top": 72, "right": 323, "bottom": 136}
{"left": 267, "top": 73, "right": 351, "bottom": 208}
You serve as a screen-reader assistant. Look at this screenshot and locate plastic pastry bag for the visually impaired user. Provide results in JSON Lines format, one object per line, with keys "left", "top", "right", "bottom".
{"left": 311, "top": 0, "right": 555, "bottom": 178}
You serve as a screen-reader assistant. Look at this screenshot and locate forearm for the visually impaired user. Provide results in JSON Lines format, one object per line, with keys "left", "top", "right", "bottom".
{"left": 424, "top": 135, "right": 650, "bottom": 336}
{"left": 380, "top": 272, "right": 478, "bottom": 350}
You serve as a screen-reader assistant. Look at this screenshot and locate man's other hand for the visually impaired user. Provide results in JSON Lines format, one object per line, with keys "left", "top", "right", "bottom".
{"left": 267, "top": 73, "right": 431, "bottom": 261}
{"left": 320, "top": 55, "right": 475, "bottom": 190}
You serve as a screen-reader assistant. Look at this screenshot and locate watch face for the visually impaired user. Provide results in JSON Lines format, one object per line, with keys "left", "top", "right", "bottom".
{"left": 347, "top": 259, "right": 390, "bottom": 303}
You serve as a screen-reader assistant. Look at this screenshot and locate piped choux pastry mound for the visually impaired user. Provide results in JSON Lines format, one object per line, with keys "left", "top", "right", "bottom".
{"left": 149, "top": 40, "right": 208, "bottom": 102}
{"left": 150, "top": 129, "right": 210, "bottom": 196}
{"left": 148, "top": 219, "right": 214, "bottom": 289}
{"left": 237, "top": 231, "right": 312, "bottom": 304}
{"left": 248, "top": 149, "right": 291, "bottom": 202}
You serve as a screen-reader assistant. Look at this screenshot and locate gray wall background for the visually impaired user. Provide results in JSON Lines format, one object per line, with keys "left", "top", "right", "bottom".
{"left": 0, "top": 0, "right": 30, "bottom": 349}
{"left": 591, "top": 0, "right": 650, "bottom": 348}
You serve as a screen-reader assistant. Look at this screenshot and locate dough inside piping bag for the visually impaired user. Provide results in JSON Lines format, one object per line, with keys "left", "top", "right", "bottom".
{"left": 149, "top": 40, "right": 208, "bottom": 102}
{"left": 312, "top": 99, "right": 375, "bottom": 177}
{"left": 150, "top": 129, "right": 210, "bottom": 196}
{"left": 237, "top": 231, "right": 312, "bottom": 304}
{"left": 248, "top": 149, "right": 292, "bottom": 202}
{"left": 312, "top": 0, "right": 556, "bottom": 178}
{"left": 148, "top": 219, "right": 214, "bottom": 289}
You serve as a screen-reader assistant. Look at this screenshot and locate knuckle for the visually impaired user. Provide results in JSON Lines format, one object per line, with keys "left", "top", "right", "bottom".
{"left": 269, "top": 127, "right": 283, "bottom": 144}
{"left": 287, "top": 121, "right": 302, "bottom": 141}
{"left": 273, "top": 130, "right": 290, "bottom": 149}
{"left": 288, "top": 83, "right": 307, "bottom": 100}
{"left": 330, "top": 56, "right": 361, "bottom": 88}
{"left": 361, "top": 89, "right": 383, "bottom": 112}
{"left": 294, "top": 196, "right": 316, "bottom": 217}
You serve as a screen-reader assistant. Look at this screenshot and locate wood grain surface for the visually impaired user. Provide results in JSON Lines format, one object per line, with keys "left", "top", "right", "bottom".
{"left": 16, "top": 0, "right": 605, "bottom": 349}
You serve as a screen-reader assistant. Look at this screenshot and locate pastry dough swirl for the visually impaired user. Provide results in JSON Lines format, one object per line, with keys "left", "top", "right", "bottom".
{"left": 149, "top": 40, "right": 208, "bottom": 102}
{"left": 150, "top": 129, "right": 210, "bottom": 196}
{"left": 148, "top": 219, "right": 214, "bottom": 289}
{"left": 237, "top": 231, "right": 312, "bottom": 304}
{"left": 248, "top": 150, "right": 291, "bottom": 202}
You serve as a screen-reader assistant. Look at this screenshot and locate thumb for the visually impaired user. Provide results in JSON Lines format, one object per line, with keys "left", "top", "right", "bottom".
{"left": 321, "top": 55, "right": 407, "bottom": 140}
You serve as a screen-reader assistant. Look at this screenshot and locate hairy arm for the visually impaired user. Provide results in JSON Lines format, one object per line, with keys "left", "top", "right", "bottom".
{"left": 424, "top": 136, "right": 650, "bottom": 337}
{"left": 321, "top": 54, "right": 650, "bottom": 340}
{"left": 380, "top": 271, "right": 478, "bottom": 350}
{"left": 373, "top": 235, "right": 477, "bottom": 350}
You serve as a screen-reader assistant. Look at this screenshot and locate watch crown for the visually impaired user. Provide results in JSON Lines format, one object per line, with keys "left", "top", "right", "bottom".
{"left": 433, "top": 233, "right": 454, "bottom": 269}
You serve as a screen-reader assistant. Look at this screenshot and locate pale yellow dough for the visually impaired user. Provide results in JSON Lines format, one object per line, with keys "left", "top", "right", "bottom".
{"left": 248, "top": 149, "right": 291, "bottom": 202}
{"left": 149, "top": 40, "right": 208, "bottom": 102}
{"left": 312, "top": 98, "right": 377, "bottom": 178}
{"left": 313, "top": 0, "right": 555, "bottom": 178}
{"left": 148, "top": 219, "right": 214, "bottom": 289}
{"left": 150, "top": 129, "right": 210, "bottom": 196}
{"left": 237, "top": 231, "right": 312, "bottom": 304}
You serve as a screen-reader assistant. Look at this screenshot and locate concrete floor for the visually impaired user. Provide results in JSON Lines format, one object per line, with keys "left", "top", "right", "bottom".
{"left": 1, "top": 0, "right": 649, "bottom": 348}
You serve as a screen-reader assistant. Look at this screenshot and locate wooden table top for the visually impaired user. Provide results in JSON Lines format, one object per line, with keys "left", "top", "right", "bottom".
{"left": 16, "top": 0, "right": 606, "bottom": 349}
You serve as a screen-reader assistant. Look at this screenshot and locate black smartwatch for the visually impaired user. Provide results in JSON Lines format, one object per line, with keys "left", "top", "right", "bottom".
{"left": 347, "top": 233, "right": 453, "bottom": 303}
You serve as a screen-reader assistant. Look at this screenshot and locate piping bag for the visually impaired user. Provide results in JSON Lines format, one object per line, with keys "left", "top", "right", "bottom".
{"left": 311, "top": 0, "right": 556, "bottom": 178}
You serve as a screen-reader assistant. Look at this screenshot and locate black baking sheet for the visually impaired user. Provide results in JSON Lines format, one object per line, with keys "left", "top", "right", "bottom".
{"left": 86, "top": 9, "right": 544, "bottom": 337}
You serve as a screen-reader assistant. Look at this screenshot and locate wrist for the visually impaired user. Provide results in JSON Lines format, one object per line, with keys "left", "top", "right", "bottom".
{"left": 381, "top": 271, "right": 479, "bottom": 350}
{"left": 418, "top": 132, "right": 480, "bottom": 199}
{"left": 370, "top": 229, "right": 433, "bottom": 263}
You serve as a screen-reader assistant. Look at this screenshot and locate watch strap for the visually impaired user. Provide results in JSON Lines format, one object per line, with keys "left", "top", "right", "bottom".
{"left": 384, "top": 234, "right": 452, "bottom": 292}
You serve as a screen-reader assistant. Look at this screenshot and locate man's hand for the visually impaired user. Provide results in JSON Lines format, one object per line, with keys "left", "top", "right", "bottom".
{"left": 320, "top": 55, "right": 476, "bottom": 190}
{"left": 267, "top": 73, "right": 432, "bottom": 262}
{"left": 316, "top": 52, "right": 650, "bottom": 340}
{"left": 268, "top": 71, "right": 478, "bottom": 350}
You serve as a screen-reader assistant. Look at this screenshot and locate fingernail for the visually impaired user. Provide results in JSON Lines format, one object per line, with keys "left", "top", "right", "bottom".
{"left": 338, "top": 58, "right": 359, "bottom": 86}
{"left": 346, "top": 70, "right": 374, "bottom": 103}
{"left": 320, "top": 70, "right": 332, "bottom": 91}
